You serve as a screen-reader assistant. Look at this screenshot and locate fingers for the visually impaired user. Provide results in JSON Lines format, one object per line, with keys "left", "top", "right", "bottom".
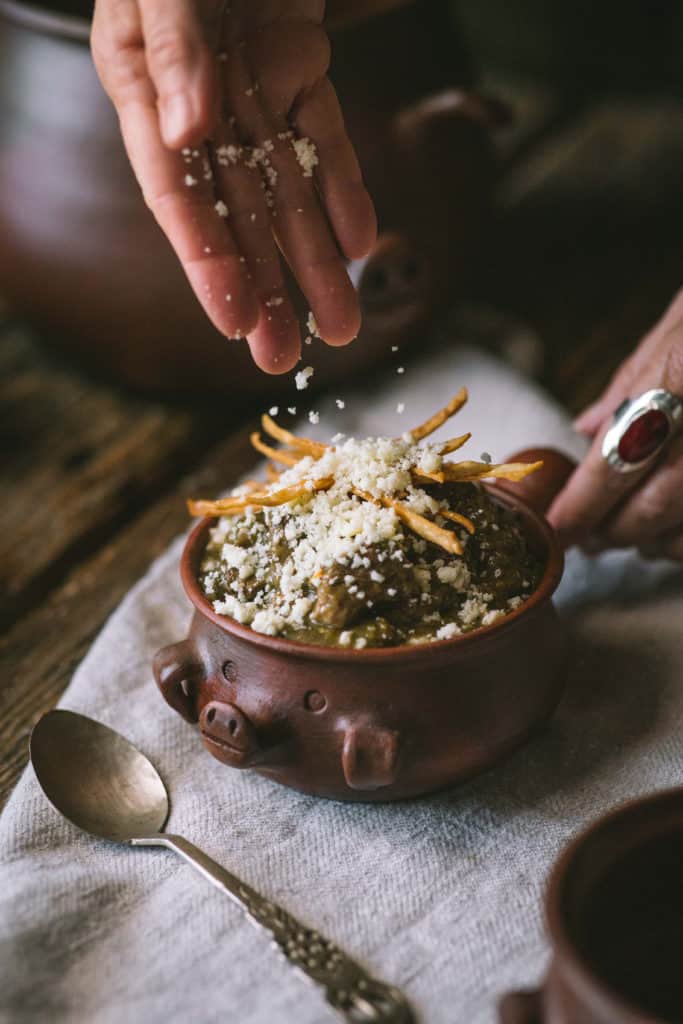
{"left": 118, "top": 101, "right": 259, "bottom": 336}
{"left": 597, "top": 434, "right": 683, "bottom": 548}
{"left": 573, "top": 290, "right": 683, "bottom": 436}
{"left": 547, "top": 425, "right": 651, "bottom": 548}
{"left": 218, "top": 29, "right": 361, "bottom": 347}
{"left": 550, "top": 315, "right": 683, "bottom": 549}
{"left": 210, "top": 123, "right": 301, "bottom": 372}
{"left": 295, "top": 76, "right": 377, "bottom": 261}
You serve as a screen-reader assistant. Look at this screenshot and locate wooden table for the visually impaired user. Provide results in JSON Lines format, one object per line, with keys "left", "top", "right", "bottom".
{"left": 2, "top": 84, "right": 682, "bottom": 809}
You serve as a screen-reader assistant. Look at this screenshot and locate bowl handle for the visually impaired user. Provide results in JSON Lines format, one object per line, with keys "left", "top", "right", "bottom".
{"left": 496, "top": 447, "right": 576, "bottom": 518}
{"left": 498, "top": 988, "right": 543, "bottom": 1024}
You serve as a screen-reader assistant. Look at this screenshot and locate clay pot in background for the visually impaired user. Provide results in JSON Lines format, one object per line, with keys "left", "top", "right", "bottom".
{"left": 153, "top": 453, "right": 568, "bottom": 802}
{"left": 500, "top": 787, "right": 683, "bottom": 1024}
{"left": 0, "top": 0, "right": 501, "bottom": 397}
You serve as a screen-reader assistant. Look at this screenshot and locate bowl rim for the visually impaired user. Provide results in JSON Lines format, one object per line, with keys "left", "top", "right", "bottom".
{"left": 179, "top": 483, "right": 564, "bottom": 663}
{"left": 0, "top": 0, "right": 90, "bottom": 42}
{"left": 544, "top": 785, "right": 683, "bottom": 1022}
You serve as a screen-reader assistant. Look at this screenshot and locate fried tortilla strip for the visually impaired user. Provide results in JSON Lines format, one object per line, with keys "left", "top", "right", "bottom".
{"left": 261, "top": 414, "right": 327, "bottom": 456}
{"left": 411, "top": 469, "right": 446, "bottom": 485}
{"left": 409, "top": 387, "right": 468, "bottom": 442}
{"left": 250, "top": 432, "right": 302, "bottom": 467}
{"left": 439, "top": 432, "right": 471, "bottom": 455}
{"left": 188, "top": 476, "right": 335, "bottom": 517}
{"left": 439, "top": 508, "right": 476, "bottom": 535}
{"left": 353, "top": 487, "right": 463, "bottom": 556}
{"left": 442, "top": 459, "right": 543, "bottom": 482}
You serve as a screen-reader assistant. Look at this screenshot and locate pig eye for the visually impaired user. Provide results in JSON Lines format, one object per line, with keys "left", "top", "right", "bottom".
{"left": 303, "top": 690, "right": 327, "bottom": 712}
{"left": 222, "top": 661, "right": 237, "bottom": 683}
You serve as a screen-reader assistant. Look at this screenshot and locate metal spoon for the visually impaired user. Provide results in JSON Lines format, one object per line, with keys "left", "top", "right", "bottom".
{"left": 30, "top": 709, "right": 414, "bottom": 1024}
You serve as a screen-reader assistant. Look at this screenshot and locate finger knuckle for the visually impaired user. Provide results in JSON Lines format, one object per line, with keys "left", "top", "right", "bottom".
{"left": 146, "top": 28, "right": 194, "bottom": 76}
{"left": 633, "top": 487, "right": 671, "bottom": 529}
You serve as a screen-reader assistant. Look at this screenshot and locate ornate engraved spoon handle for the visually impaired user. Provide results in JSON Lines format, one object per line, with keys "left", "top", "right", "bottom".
{"left": 132, "top": 834, "right": 414, "bottom": 1023}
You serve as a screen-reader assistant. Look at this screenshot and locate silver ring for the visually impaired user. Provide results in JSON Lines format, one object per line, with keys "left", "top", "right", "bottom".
{"left": 602, "top": 388, "right": 683, "bottom": 473}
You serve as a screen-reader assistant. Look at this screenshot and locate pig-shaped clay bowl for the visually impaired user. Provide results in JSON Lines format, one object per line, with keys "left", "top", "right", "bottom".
{"left": 154, "top": 457, "right": 569, "bottom": 802}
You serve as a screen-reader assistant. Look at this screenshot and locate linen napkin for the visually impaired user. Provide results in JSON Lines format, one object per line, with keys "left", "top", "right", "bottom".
{"left": 1, "top": 337, "right": 682, "bottom": 1024}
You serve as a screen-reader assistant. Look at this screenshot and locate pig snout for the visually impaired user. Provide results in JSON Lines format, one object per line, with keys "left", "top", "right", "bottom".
{"left": 199, "top": 701, "right": 260, "bottom": 767}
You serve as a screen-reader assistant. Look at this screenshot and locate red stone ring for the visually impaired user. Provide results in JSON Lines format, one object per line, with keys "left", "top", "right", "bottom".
{"left": 602, "top": 388, "right": 683, "bottom": 473}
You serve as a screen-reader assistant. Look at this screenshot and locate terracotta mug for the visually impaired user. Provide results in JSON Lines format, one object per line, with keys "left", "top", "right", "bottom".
{"left": 153, "top": 449, "right": 574, "bottom": 802}
{"left": 500, "top": 787, "right": 683, "bottom": 1024}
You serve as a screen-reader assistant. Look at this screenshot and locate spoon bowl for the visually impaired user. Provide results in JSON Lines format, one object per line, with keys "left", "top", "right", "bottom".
{"left": 30, "top": 709, "right": 168, "bottom": 841}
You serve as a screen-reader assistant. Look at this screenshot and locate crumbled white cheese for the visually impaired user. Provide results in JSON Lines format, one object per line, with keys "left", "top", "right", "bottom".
{"left": 306, "top": 312, "right": 319, "bottom": 337}
{"left": 396, "top": 403, "right": 405, "bottom": 414}
{"left": 215, "top": 200, "right": 229, "bottom": 217}
{"left": 292, "top": 137, "right": 319, "bottom": 177}
{"left": 336, "top": 399, "right": 345, "bottom": 410}
{"left": 295, "top": 366, "right": 314, "bottom": 390}
{"left": 397, "top": 366, "right": 405, "bottom": 374}
{"left": 269, "top": 406, "right": 279, "bottom": 416}
{"left": 287, "top": 406, "right": 297, "bottom": 415}
{"left": 436, "top": 622, "right": 461, "bottom": 640}
{"left": 308, "top": 411, "right": 320, "bottom": 425}
{"left": 184, "top": 175, "right": 198, "bottom": 187}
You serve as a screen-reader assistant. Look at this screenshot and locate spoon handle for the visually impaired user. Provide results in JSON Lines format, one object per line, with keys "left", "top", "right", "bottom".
{"left": 132, "top": 833, "right": 414, "bottom": 1023}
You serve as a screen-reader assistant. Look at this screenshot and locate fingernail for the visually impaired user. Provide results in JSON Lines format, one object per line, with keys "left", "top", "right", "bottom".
{"left": 161, "top": 93, "right": 192, "bottom": 146}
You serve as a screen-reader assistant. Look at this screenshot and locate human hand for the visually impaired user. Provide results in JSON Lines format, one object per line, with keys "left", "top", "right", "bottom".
{"left": 91, "top": 0, "right": 376, "bottom": 373}
{"left": 548, "top": 289, "right": 683, "bottom": 560}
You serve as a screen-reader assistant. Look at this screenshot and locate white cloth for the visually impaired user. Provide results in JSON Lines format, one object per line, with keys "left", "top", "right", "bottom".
{"left": 2, "top": 341, "right": 682, "bottom": 1024}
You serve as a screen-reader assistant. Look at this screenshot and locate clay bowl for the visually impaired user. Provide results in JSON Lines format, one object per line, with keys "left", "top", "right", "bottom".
{"left": 500, "top": 787, "right": 683, "bottom": 1024}
{"left": 153, "top": 450, "right": 572, "bottom": 802}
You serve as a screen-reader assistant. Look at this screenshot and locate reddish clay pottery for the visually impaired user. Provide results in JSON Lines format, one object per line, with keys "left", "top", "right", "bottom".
{"left": 154, "top": 451, "right": 570, "bottom": 802}
{"left": 500, "top": 787, "right": 683, "bottom": 1024}
{"left": 0, "top": 0, "right": 499, "bottom": 396}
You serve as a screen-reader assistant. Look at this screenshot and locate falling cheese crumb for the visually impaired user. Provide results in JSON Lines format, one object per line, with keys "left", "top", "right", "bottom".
{"left": 396, "top": 403, "right": 405, "bottom": 414}
{"left": 184, "top": 175, "right": 198, "bottom": 187}
{"left": 269, "top": 406, "right": 279, "bottom": 416}
{"left": 215, "top": 200, "right": 229, "bottom": 217}
{"left": 287, "top": 406, "right": 297, "bottom": 415}
{"left": 308, "top": 410, "right": 320, "bottom": 425}
{"left": 336, "top": 399, "right": 345, "bottom": 410}
{"left": 306, "top": 312, "right": 319, "bottom": 337}
{"left": 295, "top": 366, "right": 314, "bottom": 390}
{"left": 397, "top": 366, "right": 405, "bottom": 374}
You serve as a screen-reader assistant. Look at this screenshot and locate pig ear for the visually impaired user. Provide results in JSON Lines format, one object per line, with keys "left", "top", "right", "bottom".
{"left": 153, "top": 640, "right": 201, "bottom": 723}
{"left": 342, "top": 722, "right": 401, "bottom": 791}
